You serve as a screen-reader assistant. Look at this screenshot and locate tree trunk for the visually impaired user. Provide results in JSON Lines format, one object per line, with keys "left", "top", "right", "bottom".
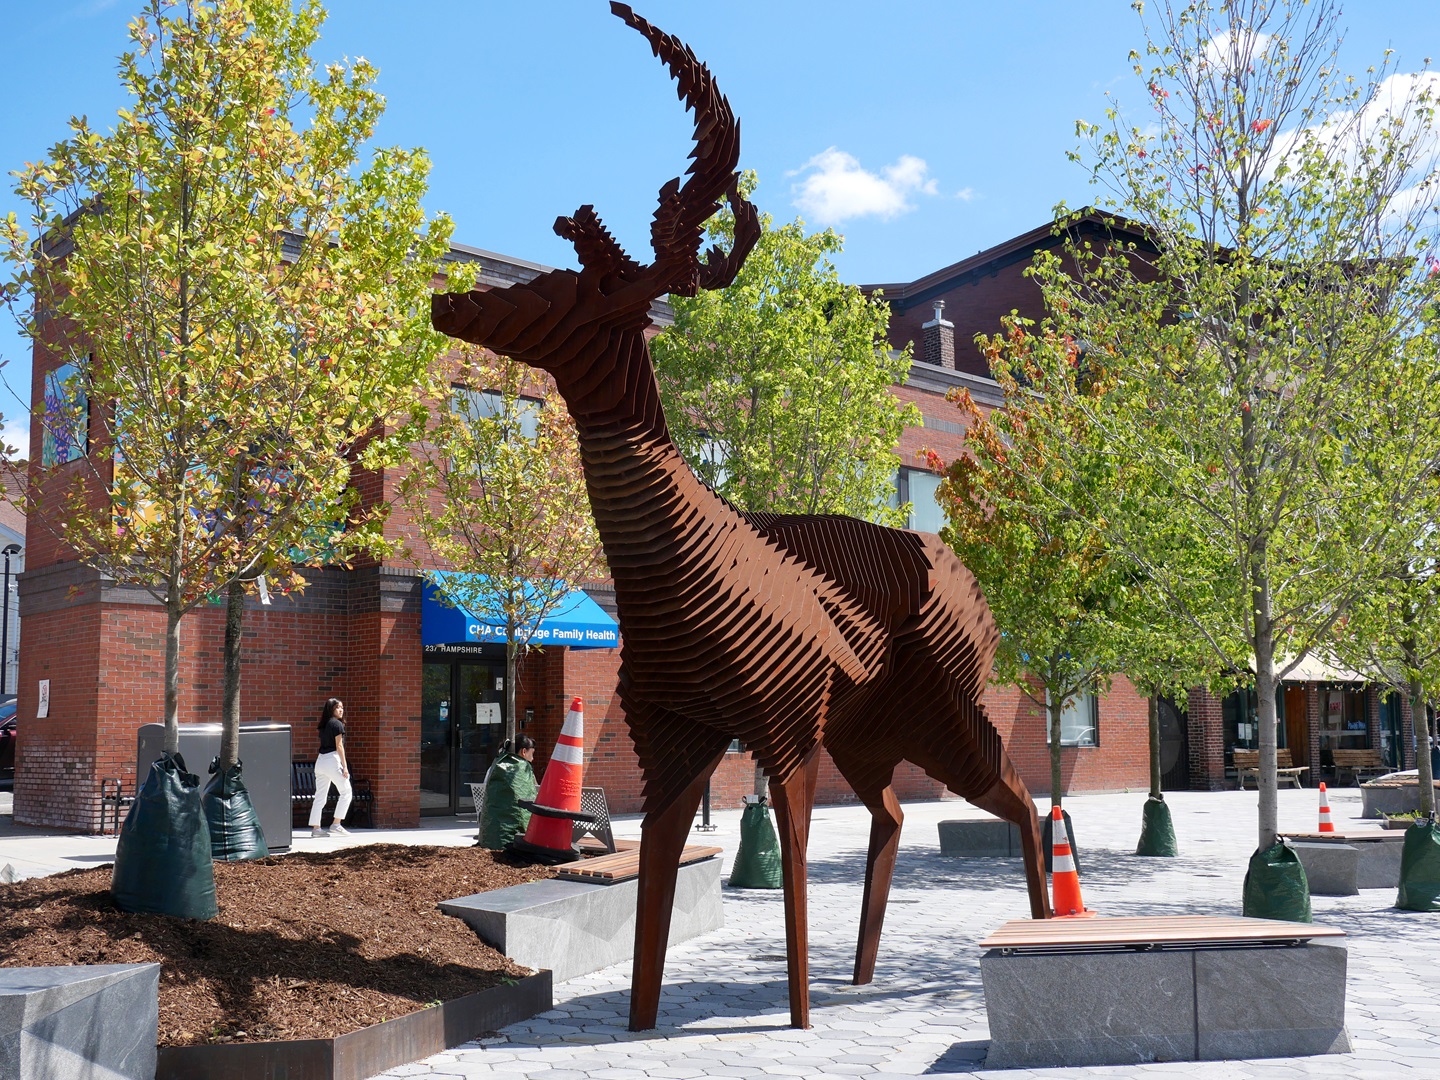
{"left": 505, "top": 627, "right": 518, "bottom": 751}
{"left": 1408, "top": 676, "right": 1435, "bottom": 819}
{"left": 220, "top": 578, "right": 244, "bottom": 769}
{"left": 1405, "top": 620, "right": 1435, "bottom": 818}
{"left": 1253, "top": 578, "right": 1280, "bottom": 850}
{"left": 1049, "top": 695, "right": 1064, "bottom": 809}
{"left": 163, "top": 601, "right": 183, "bottom": 756}
{"left": 1148, "top": 693, "right": 1162, "bottom": 800}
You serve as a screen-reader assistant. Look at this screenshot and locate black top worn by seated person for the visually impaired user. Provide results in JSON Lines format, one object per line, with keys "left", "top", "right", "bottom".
{"left": 319, "top": 716, "right": 346, "bottom": 754}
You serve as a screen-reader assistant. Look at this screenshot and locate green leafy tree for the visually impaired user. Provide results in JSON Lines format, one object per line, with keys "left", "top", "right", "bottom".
{"left": 400, "top": 345, "right": 606, "bottom": 749}
{"left": 937, "top": 325, "right": 1125, "bottom": 812}
{"left": 1019, "top": 0, "right": 1440, "bottom": 854}
{"left": 652, "top": 174, "right": 919, "bottom": 523}
{"left": 953, "top": 318, "right": 1232, "bottom": 851}
{"left": 2, "top": 0, "right": 453, "bottom": 763}
{"left": 1334, "top": 501, "right": 1440, "bottom": 818}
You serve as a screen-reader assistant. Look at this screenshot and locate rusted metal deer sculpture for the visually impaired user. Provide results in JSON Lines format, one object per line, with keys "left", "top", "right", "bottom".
{"left": 432, "top": 3, "right": 1049, "bottom": 1032}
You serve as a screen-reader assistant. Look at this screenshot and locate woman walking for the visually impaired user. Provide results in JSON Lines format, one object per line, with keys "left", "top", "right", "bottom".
{"left": 310, "top": 698, "right": 352, "bottom": 838}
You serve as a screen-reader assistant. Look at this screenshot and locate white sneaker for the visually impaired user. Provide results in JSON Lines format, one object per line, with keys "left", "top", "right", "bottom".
{"left": 310, "top": 827, "right": 329, "bottom": 838}
{"left": 329, "top": 823, "right": 350, "bottom": 836}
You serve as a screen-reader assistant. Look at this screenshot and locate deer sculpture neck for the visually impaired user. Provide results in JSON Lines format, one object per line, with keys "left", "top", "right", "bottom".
{"left": 432, "top": 2, "right": 764, "bottom": 632}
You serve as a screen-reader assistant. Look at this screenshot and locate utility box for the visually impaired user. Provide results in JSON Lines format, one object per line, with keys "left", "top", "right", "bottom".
{"left": 136, "top": 723, "right": 293, "bottom": 852}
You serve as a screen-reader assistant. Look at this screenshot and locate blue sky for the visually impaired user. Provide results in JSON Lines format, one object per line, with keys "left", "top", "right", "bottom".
{"left": 2, "top": 0, "right": 1438, "bottom": 456}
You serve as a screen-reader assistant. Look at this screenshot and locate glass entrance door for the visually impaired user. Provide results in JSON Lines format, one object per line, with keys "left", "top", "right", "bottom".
{"left": 455, "top": 661, "right": 505, "bottom": 814}
{"left": 420, "top": 662, "right": 453, "bottom": 813}
{"left": 419, "top": 651, "right": 508, "bottom": 815}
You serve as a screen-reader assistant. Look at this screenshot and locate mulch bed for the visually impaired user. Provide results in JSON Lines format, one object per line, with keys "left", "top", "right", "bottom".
{"left": 0, "top": 844, "right": 556, "bottom": 1046}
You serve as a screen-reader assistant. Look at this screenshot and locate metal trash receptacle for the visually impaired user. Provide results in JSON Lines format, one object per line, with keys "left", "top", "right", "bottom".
{"left": 137, "top": 722, "right": 293, "bottom": 852}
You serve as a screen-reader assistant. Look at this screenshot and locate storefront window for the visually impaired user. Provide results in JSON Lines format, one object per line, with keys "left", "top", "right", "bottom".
{"left": 1319, "top": 687, "right": 1368, "bottom": 762}
{"left": 1223, "top": 688, "right": 1290, "bottom": 762}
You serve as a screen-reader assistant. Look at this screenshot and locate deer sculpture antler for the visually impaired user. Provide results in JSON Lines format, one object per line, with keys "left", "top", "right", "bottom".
{"left": 432, "top": 3, "right": 759, "bottom": 357}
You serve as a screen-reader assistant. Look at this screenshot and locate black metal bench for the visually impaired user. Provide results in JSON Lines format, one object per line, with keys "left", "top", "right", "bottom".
{"left": 291, "top": 761, "right": 374, "bottom": 828}
{"left": 99, "top": 777, "right": 135, "bottom": 834}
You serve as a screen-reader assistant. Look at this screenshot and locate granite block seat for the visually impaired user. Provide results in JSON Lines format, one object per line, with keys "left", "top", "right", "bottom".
{"left": 1361, "top": 772, "right": 1440, "bottom": 818}
{"left": 1287, "top": 840, "right": 1358, "bottom": 895}
{"left": 1281, "top": 830, "right": 1406, "bottom": 890}
{"left": 937, "top": 818, "right": 1023, "bottom": 857}
{"left": 0, "top": 963, "right": 159, "bottom": 1080}
{"left": 979, "top": 916, "right": 1350, "bottom": 1068}
{"left": 441, "top": 843, "right": 723, "bottom": 982}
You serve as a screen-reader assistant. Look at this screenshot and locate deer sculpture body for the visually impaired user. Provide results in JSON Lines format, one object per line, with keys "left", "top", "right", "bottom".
{"left": 432, "top": 4, "right": 1050, "bottom": 1032}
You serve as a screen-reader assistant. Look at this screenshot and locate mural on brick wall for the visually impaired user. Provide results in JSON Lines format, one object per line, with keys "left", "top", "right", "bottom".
{"left": 431, "top": 3, "right": 1050, "bottom": 1032}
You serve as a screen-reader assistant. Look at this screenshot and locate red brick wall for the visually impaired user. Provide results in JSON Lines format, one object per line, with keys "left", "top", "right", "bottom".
{"left": 887, "top": 258, "right": 1041, "bottom": 377}
{"left": 1187, "top": 687, "right": 1226, "bottom": 791}
{"left": 13, "top": 604, "right": 103, "bottom": 830}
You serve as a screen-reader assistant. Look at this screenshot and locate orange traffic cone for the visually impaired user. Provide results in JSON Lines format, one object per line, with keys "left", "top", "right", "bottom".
{"left": 510, "top": 697, "right": 595, "bottom": 864}
{"left": 1318, "top": 782, "right": 1335, "bottom": 833}
{"left": 1049, "top": 805, "right": 1094, "bottom": 918}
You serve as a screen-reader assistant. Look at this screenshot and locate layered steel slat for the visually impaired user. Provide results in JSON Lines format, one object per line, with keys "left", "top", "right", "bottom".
{"left": 430, "top": 2, "right": 1048, "bottom": 1033}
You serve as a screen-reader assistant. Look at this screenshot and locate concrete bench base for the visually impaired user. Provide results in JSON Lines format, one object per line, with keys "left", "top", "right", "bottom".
{"left": 1290, "top": 841, "right": 1359, "bottom": 896}
{"left": 1284, "top": 834, "right": 1404, "bottom": 891}
{"left": 0, "top": 963, "right": 159, "bottom": 1080}
{"left": 982, "top": 943, "right": 1349, "bottom": 1068}
{"left": 442, "top": 856, "right": 723, "bottom": 982}
{"left": 1361, "top": 776, "right": 1440, "bottom": 818}
{"left": 937, "top": 818, "right": 1022, "bottom": 857}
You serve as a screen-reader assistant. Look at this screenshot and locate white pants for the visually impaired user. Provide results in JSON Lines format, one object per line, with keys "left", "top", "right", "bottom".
{"left": 309, "top": 751, "right": 353, "bottom": 827}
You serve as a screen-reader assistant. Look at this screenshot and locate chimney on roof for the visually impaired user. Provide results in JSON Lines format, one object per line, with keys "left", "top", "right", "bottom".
{"left": 921, "top": 300, "right": 955, "bottom": 369}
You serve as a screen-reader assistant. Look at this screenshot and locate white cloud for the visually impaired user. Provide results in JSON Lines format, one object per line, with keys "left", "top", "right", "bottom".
{"left": 1, "top": 418, "right": 29, "bottom": 462}
{"left": 955, "top": 187, "right": 977, "bottom": 202}
{"left": 1199, "top": 28, "right": 1274, "bottom": 73}
{"left": 1263, "top": 71, "right": 1440, "bottom": 223}
{"left": 788, "top": 148, "right": 938, "bottom": 224}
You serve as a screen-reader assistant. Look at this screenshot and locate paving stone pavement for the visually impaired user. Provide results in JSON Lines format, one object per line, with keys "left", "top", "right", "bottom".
{"left": 383, "top": 787, "right": 1440, "bottom": 1079}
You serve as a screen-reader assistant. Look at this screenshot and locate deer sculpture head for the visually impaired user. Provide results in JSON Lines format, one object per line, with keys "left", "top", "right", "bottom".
{"left": 431, "top": 3, "right": 761, "bottom": 385}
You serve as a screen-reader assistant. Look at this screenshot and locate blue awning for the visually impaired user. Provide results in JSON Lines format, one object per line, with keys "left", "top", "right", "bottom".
{"left": 421, "top": 574, "right": 619, "bottom": 649}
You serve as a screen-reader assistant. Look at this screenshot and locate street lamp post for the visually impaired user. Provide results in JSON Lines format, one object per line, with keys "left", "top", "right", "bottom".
{"left": 1, "top": 543, "right": 20, "bottom": 697}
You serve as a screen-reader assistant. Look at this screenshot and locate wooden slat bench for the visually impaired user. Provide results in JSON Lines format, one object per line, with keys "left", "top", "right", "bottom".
{"left": 1233, "top": 748, "right": 1308, "bottom": 790}
{"left": 1332, "top": 748, "right": 1389, "bottom": 786}
{"left": 979, "top": 915, "right": 1350, "bottom": 1067}
{"left": 557, "top": 842, "right": 720, "bottom": 885}
{"left": 979, "top": 914, "right": 1341, "bottom": 953}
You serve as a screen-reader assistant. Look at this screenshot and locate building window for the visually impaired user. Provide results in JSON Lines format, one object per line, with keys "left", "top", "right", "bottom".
{"left": 451, "top": 387, "right": 542, "bottom": 440}
{"left": 1045, "top": 690, "right": 1099, "bottom": 747}
{"left": 892, "top": 466, "right": 945, "bottom": 533}
{"left": 1319, "top": 688, "right": 1367, "bottom": 752}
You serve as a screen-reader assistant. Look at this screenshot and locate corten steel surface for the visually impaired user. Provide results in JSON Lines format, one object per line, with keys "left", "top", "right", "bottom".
{"left": 431, "top": 2, "right": 1049, "bottom": 1031}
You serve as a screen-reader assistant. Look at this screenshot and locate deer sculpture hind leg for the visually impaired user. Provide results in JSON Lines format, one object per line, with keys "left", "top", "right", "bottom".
{"left": 852, "top": 781, "right": 903, "bottom": 986}
{"left": 767, "top": 745, "right": 823, "bottom": 1029}
{"left": 823, "top": 746, "right": 904, "bottom": 986}
{"left": 629, "top": 723, "right": 732, "bottom": 1032}
{"left": 965, "top": 763, "right": 1051, "bottom": 920}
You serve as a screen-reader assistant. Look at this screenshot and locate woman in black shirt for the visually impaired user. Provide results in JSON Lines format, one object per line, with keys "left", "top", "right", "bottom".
{"left": 309, "top": 698, "right": 353, "bottom": 838}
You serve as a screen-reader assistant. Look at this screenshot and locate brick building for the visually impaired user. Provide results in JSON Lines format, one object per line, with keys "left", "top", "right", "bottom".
{"left": 15, "top": 228, "right": 1163, "bottom": 834}
{"left": 865, "top": 211, "right": 1420, "bottom": 793}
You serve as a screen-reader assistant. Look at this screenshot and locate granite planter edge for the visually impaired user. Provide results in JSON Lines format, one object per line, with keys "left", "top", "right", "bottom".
{"left": 154, "top": 968, "right": 552, "bottom": 1080}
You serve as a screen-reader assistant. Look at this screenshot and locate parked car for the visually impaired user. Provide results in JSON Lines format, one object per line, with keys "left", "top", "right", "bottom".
{"left": 0, "top": 700, "right": 16, "bottom": 778}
